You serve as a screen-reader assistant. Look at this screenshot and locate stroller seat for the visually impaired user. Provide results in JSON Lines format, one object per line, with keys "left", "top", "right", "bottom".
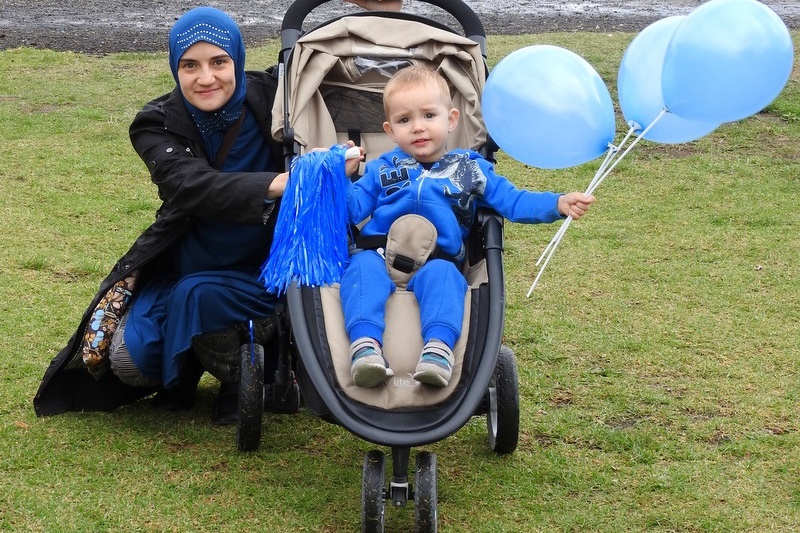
{"left": 319, "top": 286, "right": 471, "bottom": 409}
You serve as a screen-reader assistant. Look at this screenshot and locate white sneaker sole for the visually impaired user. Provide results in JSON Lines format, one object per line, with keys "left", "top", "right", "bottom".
{"left": 352, "top": 363, "right": 394, "bottom": 388}
{"left": 413, "top": 366, "right": 450, "bottom": 388}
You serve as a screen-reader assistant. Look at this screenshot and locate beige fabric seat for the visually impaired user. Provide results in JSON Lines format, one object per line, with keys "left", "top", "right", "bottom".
{"left": 319, "top": 255, "right": 487, "bottom": 408}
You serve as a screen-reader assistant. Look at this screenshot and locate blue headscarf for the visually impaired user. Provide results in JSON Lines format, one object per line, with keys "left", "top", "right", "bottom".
{"left": 168, "top": 7, "right": 248, "bottom": 159}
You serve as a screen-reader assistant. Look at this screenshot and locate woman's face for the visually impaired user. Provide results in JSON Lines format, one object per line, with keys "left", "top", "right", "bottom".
{"left": 177, "top": 41, "right": 236, "bottom": 112}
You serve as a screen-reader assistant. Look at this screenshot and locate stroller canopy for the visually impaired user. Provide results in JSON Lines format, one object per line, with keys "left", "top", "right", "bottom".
{"left": 272, "top": 14, "right": 488, "bottom": 154}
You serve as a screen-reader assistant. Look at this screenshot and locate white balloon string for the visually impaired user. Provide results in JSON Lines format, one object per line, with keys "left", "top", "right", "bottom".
{"left": 587, "top": 110, "right": 667, "bottom": 196}
{"left": 527, "top": 113, "right": 666, "bottom": 298}
{"left": 585, "top": 141, "right": 622, "bottom": 195}
{"left": 527, "top": 242, "right": 557, "bottom": 297}
{"left": 535, "top": 143, "right": 618, "bottom": 267}
{"left": 536, "top": 215, "right": 566, "bottom": 265}
{"left": 585, "top": 123, "right": 637, "bottom": 196}
{"left": 536, "top": 215, "right": 572, "bottom": 266}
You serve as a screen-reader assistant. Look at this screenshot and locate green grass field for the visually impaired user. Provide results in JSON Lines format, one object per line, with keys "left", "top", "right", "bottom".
{"left": 1, "top": 31, "right": 798, "bottom": 532}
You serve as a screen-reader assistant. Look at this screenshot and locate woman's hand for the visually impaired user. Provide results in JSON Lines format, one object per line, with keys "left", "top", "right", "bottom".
{"left": 266, "top": 172, "right": 289, "bottom": 199}
{"left": 268, "top": 140, "right": 362, "bottom": 199}
{"left": 344, "top": 0, "right": 402, "bottom": 11}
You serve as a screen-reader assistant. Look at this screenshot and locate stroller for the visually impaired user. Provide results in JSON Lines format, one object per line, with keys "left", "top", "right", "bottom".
{"left": 236, "top": 0, "right": 520, "bottom": 530}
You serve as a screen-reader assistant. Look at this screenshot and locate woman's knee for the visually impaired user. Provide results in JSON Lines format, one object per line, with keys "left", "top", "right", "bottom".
{"left": 108, "top": 314, "right": 160, "bottom": 387}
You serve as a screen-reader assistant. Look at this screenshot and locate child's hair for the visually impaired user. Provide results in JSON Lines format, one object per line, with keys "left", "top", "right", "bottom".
{"left": 383, "top": 65, "right": 453, "bottom": 118}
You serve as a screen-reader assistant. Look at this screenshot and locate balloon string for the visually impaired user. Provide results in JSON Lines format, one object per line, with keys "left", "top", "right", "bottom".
{"left": 534, "top": 143, "right": 617, "bottom": 269}
{"left": 526, "top": 221, "right": 566, "bottom": 298}
{"left": 586, "top": 109, "right": 667, "bottom": 196}
{"left": 586, "top": 126, "right": 637, "bottom": 194}
{"left": 527, "top": 110, "right": 667, "bottom": 298}
{"left": 586, "top": 138, "right": 625, "bottom": 195}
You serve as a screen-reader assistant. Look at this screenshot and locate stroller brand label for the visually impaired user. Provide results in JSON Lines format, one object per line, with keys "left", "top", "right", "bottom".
{"left": 388, "top": 373, "right": 416, "bottom": 388}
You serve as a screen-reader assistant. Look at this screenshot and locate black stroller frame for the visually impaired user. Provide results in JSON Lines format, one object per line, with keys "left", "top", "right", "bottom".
{"left": 235, "top": 1, "right": 521, "bottom": 531}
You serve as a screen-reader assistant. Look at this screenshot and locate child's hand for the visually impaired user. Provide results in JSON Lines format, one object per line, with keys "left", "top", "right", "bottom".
{"left": 557, "top": 192, "right": 595, "bottom": 220}
{"left": 343, "top": 140, "right": 365, "bottom": 176}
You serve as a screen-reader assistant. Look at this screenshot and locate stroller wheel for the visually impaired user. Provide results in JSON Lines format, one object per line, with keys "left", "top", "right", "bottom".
{"left": 414, "top": 452, "right": 438, "bottom": 533}
{"left": 362, "top": 450, "right": 386, "bottom": 533}
{"left": 236, "top": 343, "right": 264, "bottom": 452}
{"left": 486, "top": 345, "right": 520, "bottom": 454}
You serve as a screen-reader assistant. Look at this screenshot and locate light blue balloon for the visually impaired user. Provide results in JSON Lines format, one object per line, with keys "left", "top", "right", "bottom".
{"left": 661, "top": 0, "right": 794, "bottom": 123}
{"left": 618, "top": 16, "right": 720, "bottom": 144}
{"left": 482, "top": 45, "right": 616, "bottom": 169}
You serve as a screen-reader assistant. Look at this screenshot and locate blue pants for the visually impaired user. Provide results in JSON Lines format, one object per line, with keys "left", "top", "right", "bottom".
{"left": 340, "top": 251, "right": 468, "bottom": 348}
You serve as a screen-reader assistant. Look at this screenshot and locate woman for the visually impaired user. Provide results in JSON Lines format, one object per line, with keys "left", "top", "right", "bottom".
{"left": 33, "top": 6, "right": 364, "bottom": 424}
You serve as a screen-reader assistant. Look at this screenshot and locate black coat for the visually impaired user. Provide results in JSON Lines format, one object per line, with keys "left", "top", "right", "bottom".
{"left": 34, "top": 69, "right": 285, "bottom": 416}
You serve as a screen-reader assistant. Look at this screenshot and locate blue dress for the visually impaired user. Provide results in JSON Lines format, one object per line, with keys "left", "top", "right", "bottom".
{"left": 124, "top": 109, "right": 278, "bottom": 388}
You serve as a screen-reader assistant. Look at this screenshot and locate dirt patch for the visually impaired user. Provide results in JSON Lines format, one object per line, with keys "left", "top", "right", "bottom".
{"left": 1, "top": 0, "right": 798, "bottom": 54}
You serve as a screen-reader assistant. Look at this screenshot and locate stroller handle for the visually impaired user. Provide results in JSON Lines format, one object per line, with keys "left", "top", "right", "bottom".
{"left": 281, "top": 0, "right": 487, "bottom": 52}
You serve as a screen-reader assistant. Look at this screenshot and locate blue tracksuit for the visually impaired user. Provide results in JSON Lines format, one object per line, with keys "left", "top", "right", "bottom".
{"left": 341, "top": 147, "right": 564, "bottom": 348}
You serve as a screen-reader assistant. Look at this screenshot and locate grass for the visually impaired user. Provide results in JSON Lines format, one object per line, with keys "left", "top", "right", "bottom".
{"left": 1, "top": 30, "right": 799, "bottom": 532}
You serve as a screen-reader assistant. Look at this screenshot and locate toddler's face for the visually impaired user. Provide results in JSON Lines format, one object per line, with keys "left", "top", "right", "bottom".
{"left": 383, "top": 84, "right": 459, "bottom": 163}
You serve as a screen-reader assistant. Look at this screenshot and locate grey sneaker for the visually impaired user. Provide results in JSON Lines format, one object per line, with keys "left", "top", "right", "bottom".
{"left": 350, "top": 337, "right": 394, "bottom": 388}
{"left": 413, "top": 339, "right": 454, "bottom": 387}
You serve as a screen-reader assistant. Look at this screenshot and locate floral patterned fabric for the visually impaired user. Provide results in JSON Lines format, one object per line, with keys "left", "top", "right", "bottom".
{"left": 80, "top": 270, "right": 139, "bottom": 379}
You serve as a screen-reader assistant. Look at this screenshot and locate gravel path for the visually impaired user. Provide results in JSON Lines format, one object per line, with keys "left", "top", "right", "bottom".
{"left": 1, "top": 0, "right": 798, "bottom": 54}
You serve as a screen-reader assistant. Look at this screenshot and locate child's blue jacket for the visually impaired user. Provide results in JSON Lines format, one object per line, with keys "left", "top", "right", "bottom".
{"left": 347, "top": 148, "right": 564, "bottom": 261}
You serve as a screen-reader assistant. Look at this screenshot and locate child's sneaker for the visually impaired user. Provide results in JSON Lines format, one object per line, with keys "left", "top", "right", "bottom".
{"left": 413, "top": 339, "right": 454, "bottom": 387}
{"left": 350, "top": 337, "right": 394, "bottom": 388}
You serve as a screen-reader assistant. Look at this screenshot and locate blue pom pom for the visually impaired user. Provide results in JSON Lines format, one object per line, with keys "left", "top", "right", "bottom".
{"left": 260, "top": 145, "right": 352, "bottom": 295}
